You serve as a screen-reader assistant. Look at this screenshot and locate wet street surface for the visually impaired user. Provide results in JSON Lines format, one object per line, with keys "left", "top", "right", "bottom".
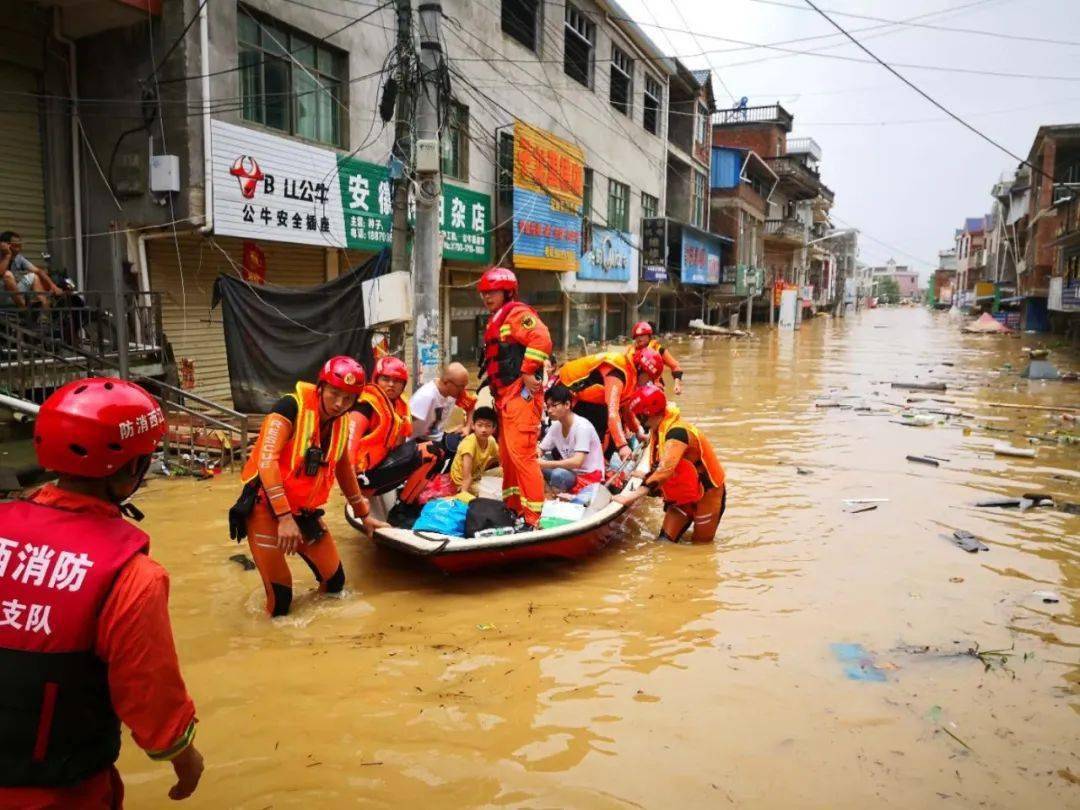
{"left": 121, "top": 308, "right": 1078, "bottom": 808}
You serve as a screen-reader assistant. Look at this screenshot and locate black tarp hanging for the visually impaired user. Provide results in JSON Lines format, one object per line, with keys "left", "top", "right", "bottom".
{"left": 212, "top": 249, "right": 389, "bottom": 413}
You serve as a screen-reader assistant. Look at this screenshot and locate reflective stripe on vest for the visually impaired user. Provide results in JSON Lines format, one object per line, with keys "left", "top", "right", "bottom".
{"left": 482, "top": 301, "right": 538, "bottom": 393}
{"left": 241, "top": 381, "right": 349, "bottom": 511}
{"left": 350, "top": 384, "right": 410, "bottom": 471}
{"left": 559, "top": 352, "right": 637, "bottom": 403}
{"left": 0, "top": 500, "right": 148, "bottom": 787}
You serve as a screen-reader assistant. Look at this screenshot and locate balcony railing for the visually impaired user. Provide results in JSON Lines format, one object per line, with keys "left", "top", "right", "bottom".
{"left": 713, "top": 103, "right": 793, "bottom": 130}
{"left": 764, "top": 155, "right": 834, "bottom": 202}
{"left": 785, "top": 137, "right": 822, "bottom": 161}
{"left": 764, "top": 218, "right": 808, "bottom": 244}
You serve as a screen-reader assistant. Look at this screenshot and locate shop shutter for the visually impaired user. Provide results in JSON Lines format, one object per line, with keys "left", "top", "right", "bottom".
{"left": 0, "top": 63, "right": 48, "bottom": 262}
{"left": 148, "top": 235, "right": 327, "bottom": 407}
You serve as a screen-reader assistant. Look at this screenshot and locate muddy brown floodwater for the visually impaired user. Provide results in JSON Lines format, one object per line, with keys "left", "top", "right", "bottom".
{"left": 119, "top": 308, "right": 1079, "bottom": 808}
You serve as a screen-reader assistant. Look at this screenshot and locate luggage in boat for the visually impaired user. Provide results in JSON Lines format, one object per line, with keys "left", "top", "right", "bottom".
{"left": 539, "top": 500, "right": 586, "bottom": 530}
{"left": 359, "top": 440, "right": 422, "bottom": 495}
{"left": 387, "top": 499, "right": 422, "bottom": 529}
{"left": 465, "top": 497, "right": 517, "bottom": 538}
{"left": 412, "top": 498, "right": 468, "bottom": 536}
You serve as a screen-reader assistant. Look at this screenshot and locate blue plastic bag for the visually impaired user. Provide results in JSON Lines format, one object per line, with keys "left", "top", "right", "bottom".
{"left": 412, "top": 498, "right": 468, "bottom": 536}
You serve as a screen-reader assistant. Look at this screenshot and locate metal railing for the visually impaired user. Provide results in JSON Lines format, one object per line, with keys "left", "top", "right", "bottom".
{"left": 0, "top": 290, "right": 164, "bottom": 367}
{"left": 713, "top": 103, "right": 793, "bottom": 128}
{"left": 764, "top": 218, "right": 808, "bottom": 243}
{"left": 785, "top": 137, "right": 823, "bottom": 161}
{"left": 1, "top": 312, "right": 248, "bottom": 469}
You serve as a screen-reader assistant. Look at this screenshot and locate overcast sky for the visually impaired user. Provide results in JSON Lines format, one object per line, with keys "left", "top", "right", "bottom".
{"left": 620, "top": 0, "right": 1080, "bottom": 278}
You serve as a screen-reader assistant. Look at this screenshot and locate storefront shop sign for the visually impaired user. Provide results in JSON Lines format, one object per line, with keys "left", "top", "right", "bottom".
{"left": 212, "top": 120, "right": 490, "bottom": 262}
{"left": 337, "top": 159, "right": 491, "bottom": 262}
{"left": 211, "top": 120, "right": 345, "bottom": 248}
{"left": 562, "top": 228, "right": 639, "bottom": 293}
{"left": 681, "top": 228, "right": 722, "bottom": 286}
{"left": 512, "top": 122, "right": 584, "bottom": 272}
{"left": 641, "top": 218, "right": 667, "bottom": 282}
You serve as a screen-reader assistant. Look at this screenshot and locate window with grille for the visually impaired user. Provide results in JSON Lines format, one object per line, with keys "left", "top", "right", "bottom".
{"left": 696, "top": 102, "right": 709, "bottom": 147}
{"left": 238, "top": 7, "right": 346, "bottom": 147}
{"left": 643, "top": 75, "right": 661, "bottom": 135}
{"left": 641, "top": 192, "right": 659, "bottom": 219}
{"left": 502, "top": 0, "right": 540, "bottom": 53}
{"left": 564, "top": 5, "right": 595, "bottom": 88}
{"left": 441, "top": 101, "right": 469, "bottom": 180}
{"left": 609, "top": 45, "right": 633, "bottom": 117}
{"left": 608, "top": 179, "right": 630, "bottom": 231}
{"left": 692, "top": 171, "right": 707, "bottom": 227}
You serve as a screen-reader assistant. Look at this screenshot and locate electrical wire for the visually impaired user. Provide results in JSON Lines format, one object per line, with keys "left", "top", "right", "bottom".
{"left": 800, "top": 0, "right": 1057, "bottom": 182}
{"left": 751, "top": 0, "right": 1080, "bottom": 48}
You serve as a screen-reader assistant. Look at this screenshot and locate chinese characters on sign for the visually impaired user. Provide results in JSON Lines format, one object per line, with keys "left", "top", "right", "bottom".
{"left": 212, "top": 120, "right": 491, "bottom": 263}
{"left": 640, "top": 218, "right": 668, "bottom": 283}
{"left": 680, "top": 228, "right": 722, "bottom": 286}
{"left": 512, "top": 122, "right": 585, "bottom": 272}
{"left": 562, "top": 227, "right": 639, "bottom": 293}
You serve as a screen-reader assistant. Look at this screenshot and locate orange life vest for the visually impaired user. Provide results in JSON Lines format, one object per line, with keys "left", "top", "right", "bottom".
{"left": 348, "top": 384, "right": 411, "bottom": 471}
{"left": 650, "top": 405, "right": 725, "bottom": 505}
{"left": 241, "top": 381, "right": 350, "bottom": 512}
{"left": 558, "top": 351, "right": 638, "bottom": 406}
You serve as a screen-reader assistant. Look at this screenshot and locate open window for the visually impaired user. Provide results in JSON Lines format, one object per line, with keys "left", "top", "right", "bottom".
{"left": 502, "top": 0, "right": 541, "bottom": 53}
{"left": 609, "top": 45, "right": 633, "bottom": 117}
{"left": 643, "top": 74, "right": 661, "bottom": 135}
{"left": 564, "top": 5, "right": 595, "bottom": 88}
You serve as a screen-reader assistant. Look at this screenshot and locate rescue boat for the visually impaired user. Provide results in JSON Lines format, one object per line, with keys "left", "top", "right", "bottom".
{"left": 344, "top": 451, "right": 650, "bottom": 573}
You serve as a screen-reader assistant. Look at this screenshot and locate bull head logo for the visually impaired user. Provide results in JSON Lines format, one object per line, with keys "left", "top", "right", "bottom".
{"left": 230, "top": 155, "right": 264, "bottom": 199}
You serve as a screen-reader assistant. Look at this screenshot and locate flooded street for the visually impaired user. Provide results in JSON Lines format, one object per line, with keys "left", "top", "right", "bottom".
{"left": 121, "top": 309, "right": 1078, "bottom": 808}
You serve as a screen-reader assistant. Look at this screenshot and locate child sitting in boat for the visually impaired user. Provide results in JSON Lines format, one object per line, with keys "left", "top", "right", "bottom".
{"left": 538, "top": 384, "right": 605, "bottom": 500}
{"left": 449, "top": 407, "right": 500, "bottom": 500}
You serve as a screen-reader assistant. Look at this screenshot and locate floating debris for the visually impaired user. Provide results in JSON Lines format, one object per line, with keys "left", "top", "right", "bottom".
{"left": 906, "top": 455, "right": 940, "bottom": 467}
{"left": 950, "top": 530, "right": 989, "bottom": 553}
{"left": 993, "top": 443, "right": 1037, "bottom": 458}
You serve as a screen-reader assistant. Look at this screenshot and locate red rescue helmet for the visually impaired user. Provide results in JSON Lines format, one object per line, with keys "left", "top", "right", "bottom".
{"left": 318, "top": 355, "right": 366, "bottom": 395}
{"left": 631, "top": 321, "right": 653, "bottom": 338}
{"left": 374, "top": 355, "right": 409, "bottom": 383}
{"left": 34, "top": 377, "right": 167, "bottom": 478}
{"left": 634, "top": 347, "right": 664, "bottom": 381}
{"left": 478, "top": 266, "right": 518, "bottom": 297}
{"left": 628, "top": 384, "right": 667, "bottom": 419}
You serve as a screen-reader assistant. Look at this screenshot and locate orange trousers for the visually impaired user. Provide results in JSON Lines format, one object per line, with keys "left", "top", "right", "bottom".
{"left": 245, "top": 500, "right": 344, "bottom": 616}
{"left": 660, "top": 484, "right": 726, "bottom": 544}
{"left": 496, "top": 382, "right": 544, "bottom": 526}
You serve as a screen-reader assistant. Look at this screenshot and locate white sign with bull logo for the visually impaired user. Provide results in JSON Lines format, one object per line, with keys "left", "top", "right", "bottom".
{"left": 210, "top": 120, "right": 347, "bottom": 248}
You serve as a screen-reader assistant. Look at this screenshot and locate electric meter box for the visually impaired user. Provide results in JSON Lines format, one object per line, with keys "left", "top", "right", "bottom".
{"left": 149, "top": 154, "right": 181, "bottom": 193}
{"left": 415, "top": 139, "right": 440, "bottom": 173}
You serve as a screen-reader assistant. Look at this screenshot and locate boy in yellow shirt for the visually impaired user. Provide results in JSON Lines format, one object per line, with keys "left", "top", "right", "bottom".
{"left": 450, "top": 407, "right": 499, "bottom": 499}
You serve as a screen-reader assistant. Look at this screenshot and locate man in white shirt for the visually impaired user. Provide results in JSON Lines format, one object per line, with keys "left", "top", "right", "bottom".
{"left": 410, "top": 362, "right": 475, "bottom": 441}
{"left": 539, "top": 383, "right": 605, "bottom": 496}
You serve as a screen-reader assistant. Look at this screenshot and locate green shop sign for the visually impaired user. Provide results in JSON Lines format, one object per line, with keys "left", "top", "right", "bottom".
{"left": 337, "top": 156, "right": 490, "bottom": 263}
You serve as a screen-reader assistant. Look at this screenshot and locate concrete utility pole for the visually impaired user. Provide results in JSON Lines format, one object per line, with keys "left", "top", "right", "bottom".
{"left": 391, "top": 0, "right": 413, "bottom": 347}
{"left": 411, "top": 0, "right": 444, "bottom": 386}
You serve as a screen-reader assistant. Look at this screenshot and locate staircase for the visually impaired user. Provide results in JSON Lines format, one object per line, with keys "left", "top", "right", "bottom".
{"left": 1, "top": 293, "right": 249, "bottom": 471}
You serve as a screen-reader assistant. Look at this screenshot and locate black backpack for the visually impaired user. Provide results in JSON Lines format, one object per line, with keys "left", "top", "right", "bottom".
{"left": 464, "top": 498, "right": 517, "bottom": 538}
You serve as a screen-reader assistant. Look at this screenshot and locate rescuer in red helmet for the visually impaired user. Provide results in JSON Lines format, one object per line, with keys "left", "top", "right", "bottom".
{"left": 478, "top": 266, "right": 552, "bottom": 529}
{"left": 627, "top": 321, "right": 684, "bottom": 395}
{"left": 0, "top": 378, "right": 204, "bottom": 806}
{"left": 231, "top": 356, "right": 382, "bottom": 617}
{"left": 613, "top": 385, "right": 726, "bottom": 543}
{"left": 555, "top": 347, "right": 663, "bottom": 461}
